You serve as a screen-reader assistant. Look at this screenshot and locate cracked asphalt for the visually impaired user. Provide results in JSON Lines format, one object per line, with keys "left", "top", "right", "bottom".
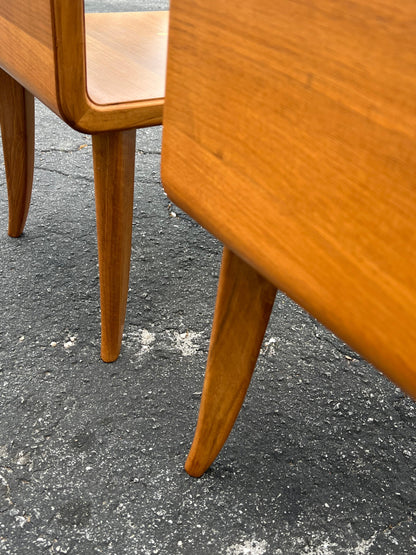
{"left": 0, "top": 1, "right": 415, "bottom": 553}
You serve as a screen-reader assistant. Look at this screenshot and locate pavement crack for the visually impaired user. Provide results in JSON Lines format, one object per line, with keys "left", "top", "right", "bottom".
{"left": 358, "top": 509, "right": 416, "bottom": 550}
{"left": 0, "top": 473, "right": 13, "bottom": 509}
{"left": 30, "top": 466, "right": 53, "bottom": 475}
{"left": 36, "top": 147, "right": 89, "bottom": 154}
{"left": 34, "top": 166, "right": 94, "bottom": 183}
{"left": 320, "top": 333, "right": 360, "bottom": 360}
{"left": 137, "top": 149, "right": 161, "bottom": 155}
{"left": 384, "top": 509, "right": 416, "bottom": 533}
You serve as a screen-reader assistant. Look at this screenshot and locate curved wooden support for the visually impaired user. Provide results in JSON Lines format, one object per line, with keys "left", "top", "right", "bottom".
{"left": 92, "top": 129, "right": 136, "bottom": 362}
{"left": 0, "top": 69, "right": 34, "bottom": 238}
{"left": 185, "top": 247, "right": 277, "bottom": 477}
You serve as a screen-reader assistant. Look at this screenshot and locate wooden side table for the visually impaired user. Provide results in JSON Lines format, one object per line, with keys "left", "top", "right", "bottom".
{"left": 162, "top": 0, "right": 416, "bottom": 476}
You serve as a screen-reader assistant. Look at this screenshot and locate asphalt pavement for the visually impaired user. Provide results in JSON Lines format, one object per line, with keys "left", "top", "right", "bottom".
{"left": 0, "top": 1, "right": 415, "bottom": 553}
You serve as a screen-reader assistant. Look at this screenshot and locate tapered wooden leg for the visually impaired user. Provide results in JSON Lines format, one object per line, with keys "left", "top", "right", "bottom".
{"left": 92, "top": 129, "right": 136, "bottom": 362}
{"left": 0, "top": 69, "right": 34, "bottom": 237}
{"left": 185, "top": 247, "right": 277, "bottom": 477}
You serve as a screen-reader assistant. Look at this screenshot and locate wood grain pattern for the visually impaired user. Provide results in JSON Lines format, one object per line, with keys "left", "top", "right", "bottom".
{"left": 0, "top": 1, "right": 56, "bottom": 110}
{"left": 51, "top": 2, "right": 167, "bottom": 132}
{"left": 93, "top": 130, "right": 136, "bottom": 362}
{"left": 185, "top": 248, "right": 277, "bottom": 477}
{"left": 0, "top": 0, "right": 167, "bottom": 360}
{"left": 86, "top": 12, "right": 167, "bottom": 106}
{"left": 0, "top": 69, "right": 34, "bottom": 237}
{"left": 0, "top": 1, "right": 167, "bottom": 132}
{"left": 162, "top": 0, "right": 416, "bottom": 399}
